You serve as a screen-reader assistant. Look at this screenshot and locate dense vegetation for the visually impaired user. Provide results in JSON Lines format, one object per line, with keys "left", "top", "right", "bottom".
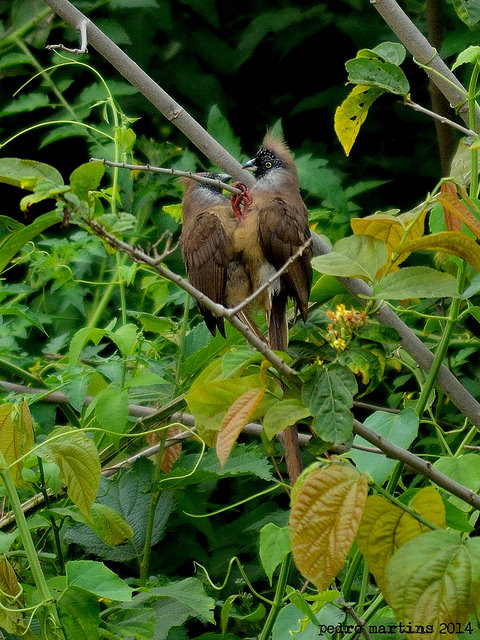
{"left": 2, "top": 0, "right": 480, "bottom": 639}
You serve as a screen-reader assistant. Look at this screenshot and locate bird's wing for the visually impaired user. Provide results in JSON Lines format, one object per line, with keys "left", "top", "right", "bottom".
{"left": 181, "top": 209, "right": 232, "bottom": 336}
{"left": 257, "top": 196, "right": 312, "bottom": 321}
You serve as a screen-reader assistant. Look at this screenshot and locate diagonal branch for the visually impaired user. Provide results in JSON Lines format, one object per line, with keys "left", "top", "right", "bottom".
{"left": 87, "top": 220, "right": 298, "bottom": 383}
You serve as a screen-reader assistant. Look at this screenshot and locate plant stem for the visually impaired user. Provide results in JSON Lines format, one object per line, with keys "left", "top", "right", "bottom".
{"left": 0, "top": 450, "right": 65, "bottom": 640}
{"left": 37, "top": 457, "right": 65, "bottom": 573}
{"left": 342, "top": 549, "right": 362, "bottom": 601}
{"left": 259, "top": 554, "right": 291, "bottom": 640}
{"left": 139, "top": 430, "right": 168, "bottom": 586}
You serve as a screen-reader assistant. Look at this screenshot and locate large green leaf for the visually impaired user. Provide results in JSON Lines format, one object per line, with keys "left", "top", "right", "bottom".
{"left": 259, "top": 523, "right": 291, "bottom": 584}
{"left": 433, "top": 454, "right": 480, "bottom": 512}
{"left": 151, "top": 577, "right": 215, "bottom": 623}
{"left": 63, "top": 459, "right": 175, "bottom": 562}
{"left": 0, "top": 157, "right": 64, "bottom": 189}
{"left": 312, "top": 235, "right": 388, "bottom": 281}
{"left": 373, "top": 267, "right": 458, "bottom": 299}
{"left": 37, "top": 427, "right": 101, "bottom": 519}
{"left": 386, "top": 531, "right": 480, "bottom": 639}
{"left": 57, "top": 587, "right": 100, "bottom": 640}
{"left": 66, "top": 560, "right": 133, "bottom": 601}
{"left": 302, "top": 363, "right": 358, "bottom": 444}
{"left": 350, "top": 409, "right": 419, "bottom": 484}
{"left": 0, "top": 210, "right": 63, "bottom": 274}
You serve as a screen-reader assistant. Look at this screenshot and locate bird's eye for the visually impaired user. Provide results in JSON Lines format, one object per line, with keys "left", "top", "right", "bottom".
{"left": 264, "top": 161, "right": 272, "bottom": 169}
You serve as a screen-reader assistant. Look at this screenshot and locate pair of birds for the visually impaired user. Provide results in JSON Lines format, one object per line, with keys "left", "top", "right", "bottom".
{"left": 180, "top": 133, "right": 312, "bottom": 351}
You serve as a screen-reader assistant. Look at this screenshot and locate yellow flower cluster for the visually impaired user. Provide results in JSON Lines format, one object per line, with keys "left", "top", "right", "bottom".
{"left": 326, "top": 304, "right": 366, "bottom": 352}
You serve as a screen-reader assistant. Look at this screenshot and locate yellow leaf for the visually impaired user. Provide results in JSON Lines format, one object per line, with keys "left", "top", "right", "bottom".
{"left": 399, "top": 231, "right": 480, "bottom": 272}
{"left": 351, "top": 208, "right": 427, "bottom": 271}
{"left": 356, "top": 488, "right": 446, "bottom": 601}
{"left": 216, "top": 388, "right": 265, "bottom": 467}
{"left": 289, "top": 462, "right": 368, "bottom": 591}
{"left": 334, "top": 85, "right": 383, "bottom": 156}
{"left": 0, "top": 557, "right": 21, "bottom": 599}
{"left": 0, "top": 401, "right": 34, "bottom": 486}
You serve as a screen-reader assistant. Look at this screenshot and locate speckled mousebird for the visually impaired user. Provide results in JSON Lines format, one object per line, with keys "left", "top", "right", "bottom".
{"left": 233, "top": 132, "right": 312, "bottom": 351}
{"left": 180, "top": 173, "right": 257, "bottom": 338}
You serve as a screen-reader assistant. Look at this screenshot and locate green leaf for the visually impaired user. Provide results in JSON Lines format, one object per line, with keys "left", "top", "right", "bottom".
{"left": 0, "top": 157, "right": 64, "bottom": 189}
{"left": 313, "top": 235, "right": 388, "bottom": 281}
{"left": 350, "top": 409, "right": 419, "bottom": 484}
{"left": 0, "top": 92, "right": 50, "bottom": 116}
{"left": 64, "top": 459, "right": 175, "bottom": 562}
{"left": 259, "top": 524, "right": 291, "bottom": 584}
{"left": 66, "top": 560, "right": 133, "bottom": 601}
{"left": 452, "top": 45, "right": 480, "bottom": 70}
{"left": 207, "top": 105, "right": 243, "bottom": 159}
{"left": 0, "top": 401, "right": 34, "bottom": 485}
{"left": 345, "top": 57, "right": 410, "bottom": 95}
{"left": 0, "top": 210, "right": 63, "bottom": 274}
{"left": 263, "top": 399, "right": 311, "bottom": 440}
{"left": 185, "top": 375, "right": 262, "bottom": 431}
{"left": 386, "top": 531, "right": 480, "bottom": 635}
{"left": 94, "top": 386, "right": 130, "bottom": 442}
{"left": 433, "top": 454, "right": 480, "bottom": 512}
{"left": 451, "top": 1, "right": 480, "bottom": 27}
{"left": 104, "top": 607, "right": 156, "bottom": 640}
{"left": 57, "top": 587, "right": 100, "bottom": 640}
{"left": 151, "top": 577, "right": 215, "bottom": 624}
{"left": 68, "top": 326, "right": 107, "bottom": 366}
{"left": 302, "top": 363, "right": 358, "bottom": 444}
{"left": 371, "top": 42, "right": 406, "bottom": 65}
{"left": 89, "top": 503, "right": 134, "bottom": 547}
{"left": 108, "top": 323, "right": 138, "bottom": 356}
{"left": 69, "top": 162, "right": 105, "bottom": 201}
{"left": 37, "top": 427, "right": 101, "bottom": 519}
{"left": 160, "top": 444, "right": 274, "bottom": 488}
{"left": 373, "top": 266, "right": 458, "bottom": 299}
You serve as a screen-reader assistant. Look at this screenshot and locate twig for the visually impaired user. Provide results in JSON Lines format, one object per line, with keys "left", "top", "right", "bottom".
{"left": 46, "top": 16, "right": 89, "bottom": 53}
{"left": 338, "top": 597, "right": 373, "bottom": 640}
{"left": 404, "top": 99, "right": 476, "bottom": 137}
{"left": 89, "top": 158, "right": 244, "bottom": 196}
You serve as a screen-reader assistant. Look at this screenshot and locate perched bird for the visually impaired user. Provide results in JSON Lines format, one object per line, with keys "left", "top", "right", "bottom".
{"left": 233, "top": 132, "right": 313, "bottom": 351}
{"left": 180, "top": 173, "right": 253, "bottom": 337}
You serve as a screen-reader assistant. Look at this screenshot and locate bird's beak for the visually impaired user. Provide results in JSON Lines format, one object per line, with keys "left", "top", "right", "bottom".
{"left": 242, "top": 158, "right": 256, "bottom": 171}
{"left": 219, "top": 173, "right": 232, "bottom": 182}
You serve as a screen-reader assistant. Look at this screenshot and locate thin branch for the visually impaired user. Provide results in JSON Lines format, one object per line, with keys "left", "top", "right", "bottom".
{"left": 89, "top": 158, "right": 244, "bottom": 196}
{"left": 87, "top": 220, "right": 298, "bottom": 382}
{"left": 404, "top": 99, "right": 476, "bottom": 137}
{"left": 353, "top": 419, "right": 480, "bottom": 509}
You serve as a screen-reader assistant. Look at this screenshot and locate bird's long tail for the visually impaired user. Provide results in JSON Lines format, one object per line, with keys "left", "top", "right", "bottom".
{"left": 268, "top": 292, "right": 303, "bottom": 484}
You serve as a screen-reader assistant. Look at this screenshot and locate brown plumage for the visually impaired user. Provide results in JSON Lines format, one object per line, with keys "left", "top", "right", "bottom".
{"left": 235, "top": 132, "right": 312, "bottom": 351}
{"left": 180, "top": 174, "right": 255, "bottom": 337}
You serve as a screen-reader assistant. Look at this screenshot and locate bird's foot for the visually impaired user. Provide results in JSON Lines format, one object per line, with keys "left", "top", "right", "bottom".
{"left": 230, "top": 183, "right": 252, "bottom": 220}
